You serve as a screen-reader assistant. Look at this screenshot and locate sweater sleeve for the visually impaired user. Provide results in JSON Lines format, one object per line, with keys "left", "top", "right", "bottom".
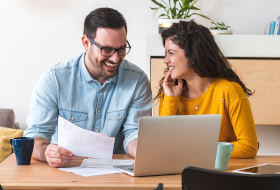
{"left": 229, "top": 99, "right": 258, "bottom": 158}
{"left": 159, "top": 93, "right": 180, "bottom": 116}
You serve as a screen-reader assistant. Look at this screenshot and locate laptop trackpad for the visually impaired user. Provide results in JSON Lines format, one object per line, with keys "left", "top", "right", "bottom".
{"left": 115, "top": 165, "right": 134, "bottom": 175}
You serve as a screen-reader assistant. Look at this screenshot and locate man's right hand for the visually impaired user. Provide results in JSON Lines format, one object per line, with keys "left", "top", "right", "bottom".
{"left": 45, "top": 144, "right": 74, "bottom": 168}
{"left": 32, "top": 137, "right": 74, "bottom": 168}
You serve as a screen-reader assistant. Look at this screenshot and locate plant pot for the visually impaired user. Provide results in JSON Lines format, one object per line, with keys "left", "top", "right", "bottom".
{"left": 158, "top": 19, "right": 185, "bottom": 33}
{"left": 210, "top": 29, "right": 233, "bottom": 35}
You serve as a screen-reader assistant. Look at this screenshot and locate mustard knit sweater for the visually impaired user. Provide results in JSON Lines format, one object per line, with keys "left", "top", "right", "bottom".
{"left": 159, "top": 77, "right": 258, "bottom": 158}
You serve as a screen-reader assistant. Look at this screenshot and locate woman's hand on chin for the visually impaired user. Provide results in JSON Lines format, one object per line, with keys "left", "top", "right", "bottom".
{"left": 163, "top": 71, "right": 183, "bottom": 97}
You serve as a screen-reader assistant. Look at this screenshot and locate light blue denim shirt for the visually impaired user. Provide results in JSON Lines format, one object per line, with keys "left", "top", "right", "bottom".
{"left": 24, "top": 53, "right": 152, "bottom": 153}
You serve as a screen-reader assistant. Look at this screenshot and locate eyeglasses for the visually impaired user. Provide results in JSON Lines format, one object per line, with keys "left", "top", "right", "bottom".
{"left": 87, "top": 36, "right": 131, "bottom": 57}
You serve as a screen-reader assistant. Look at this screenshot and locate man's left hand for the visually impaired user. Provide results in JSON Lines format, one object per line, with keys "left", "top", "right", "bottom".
{"left": 127, "top": 139, "right": 137, "bottom": 158}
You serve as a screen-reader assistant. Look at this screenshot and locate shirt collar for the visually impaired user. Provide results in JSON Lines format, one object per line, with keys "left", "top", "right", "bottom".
{"left": 80, "top": 52, "right": 118, "bottom": 84}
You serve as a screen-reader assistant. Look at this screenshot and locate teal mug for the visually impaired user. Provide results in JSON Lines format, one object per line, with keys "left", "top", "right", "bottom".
{"left": 214, "top": 142, "right": 234, "bottom": 171}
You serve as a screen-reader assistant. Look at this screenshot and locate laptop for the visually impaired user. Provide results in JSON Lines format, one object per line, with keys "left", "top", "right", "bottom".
{"left": 115, "top": 114, "right": 221, "bottom": 177}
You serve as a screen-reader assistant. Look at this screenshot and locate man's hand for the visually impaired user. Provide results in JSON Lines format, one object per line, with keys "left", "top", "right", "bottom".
{"left": 45, "top": 144, "right": 74, "bottom": 168}
{"left": 32, "top": 137, "right": 74, "bottom": 168}
{"left": 127, "top": 139, "right": 137, "bottom": 158}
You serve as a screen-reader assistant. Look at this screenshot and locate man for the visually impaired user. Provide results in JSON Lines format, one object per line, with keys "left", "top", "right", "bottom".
{"left": 24, "top": 8, "right": 152, "bottom": 168}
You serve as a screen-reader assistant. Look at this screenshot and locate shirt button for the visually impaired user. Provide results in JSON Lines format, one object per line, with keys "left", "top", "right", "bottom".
{"left": 71, "top": 117, "right": 74, "bottom": 121}
{"left": 96, "top": 130, "right": 99, "bottom": 132}
{"left": 98, "top": 110, "right": 100, "bottom": 113}
{"left": 119, "top": 116, "right": 122, "bottom": 119}
{"left": 99, "top": 90, "right": 102, "bottom": 93}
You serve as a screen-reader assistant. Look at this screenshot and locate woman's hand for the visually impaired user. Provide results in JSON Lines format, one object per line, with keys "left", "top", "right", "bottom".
{"left": 162, "top": 71, "right": 183, "bottom": 97}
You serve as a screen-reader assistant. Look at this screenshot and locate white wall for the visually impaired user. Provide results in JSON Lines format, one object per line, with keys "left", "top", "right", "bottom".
{"left": 0, "top": 0, "right": 280, "bottom": 154}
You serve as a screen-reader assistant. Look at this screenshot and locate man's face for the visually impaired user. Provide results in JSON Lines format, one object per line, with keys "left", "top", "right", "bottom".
{"left": 84, "top": 27, "right": 127, "bottom": 84}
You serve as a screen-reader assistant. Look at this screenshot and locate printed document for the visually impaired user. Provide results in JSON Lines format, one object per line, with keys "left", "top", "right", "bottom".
{"left": 80, "top": 158, "right": 135, "bottom": 167}
{"left": 58, "top": 116, "right": 115, "bottom": 159}
{"left": 58, "top": 167, "right": 122, "bottom": 177}
{"left": 58, "top": 159, "right": 134, "bottom": 177}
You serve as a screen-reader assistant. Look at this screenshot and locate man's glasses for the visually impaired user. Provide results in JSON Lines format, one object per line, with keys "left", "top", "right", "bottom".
{"left": 87, "top": 36, "right": 131, "bottom": 57}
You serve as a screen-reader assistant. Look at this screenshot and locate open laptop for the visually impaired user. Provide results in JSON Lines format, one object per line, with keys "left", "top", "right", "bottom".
{"left": 115, "top": 114, "right": 221, "bottom": 176}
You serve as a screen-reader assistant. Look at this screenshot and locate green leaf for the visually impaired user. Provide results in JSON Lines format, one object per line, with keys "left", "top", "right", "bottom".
{"left": 178, "top": 7, "right": 189, "bottom": 15}
{"left": 173, "top": 0, "right": 179, "bottom": 12}
{"left": 190, "top": 0, "right": 198, "bottom": 7}
{"left": 189, "top": 6, "right": 200, "bottom": 10}
{"left": 189, "top": 13, "right": 211, "bottom": 20}
{"left": 153, "top": 8, "right": 159, "bottom": 18}
{"left": 179, "top": 1, "right": 182, "bottom": 8}
{"left": 171, "top": 7, "right": 177, "bottom": 18}
{"left": 151, "top": 0, "right": 166, "bottom": 9}
{"left": 181, "top": 0, "right": 190, "bottom": 8}
{"left": 160, "top": 0, "right": 169, "bottom": 7}
{"left": 158, "top": 13, "right": 170, "bottom": 19}
{"left": 150, "top": 7, "right": 159, "bottom": 10}
{"left": 177, "top": 13, "right": 184, "bottom": 19}
{"left": 210, "top": 26, "right": 218, "bottom": 29}
{"left": 210, "top": 20, "right": 230, "bottom": 30}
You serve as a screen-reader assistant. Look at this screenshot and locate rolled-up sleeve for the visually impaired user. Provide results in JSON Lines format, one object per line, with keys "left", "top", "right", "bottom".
{"left": 122, "top": 73, "right": 152, "bottom": 153}
{"left": 24, "top": 68, "right": 58, "bottom": 142}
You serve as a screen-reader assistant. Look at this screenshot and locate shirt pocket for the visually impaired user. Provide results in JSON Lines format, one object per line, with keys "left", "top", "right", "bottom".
{"left": 104, "top": 110, "right": 127, "bottom": 136}
{"left": 59, "top": 108, "right": 88, "bottom": 129}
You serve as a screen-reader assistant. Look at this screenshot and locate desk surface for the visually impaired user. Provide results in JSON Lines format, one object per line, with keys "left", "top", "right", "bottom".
{"left": 1, "top": 154, "right": 280, "bottom": 190}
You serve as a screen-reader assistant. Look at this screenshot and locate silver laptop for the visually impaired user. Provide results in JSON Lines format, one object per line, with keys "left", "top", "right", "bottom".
{"left": 115, "top": 114, "right": 221, "bottom": 177}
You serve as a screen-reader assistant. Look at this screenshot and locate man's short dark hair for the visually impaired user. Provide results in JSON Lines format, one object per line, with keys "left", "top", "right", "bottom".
{"left": 83, "top": 7, "right": 127, "bottom": 40}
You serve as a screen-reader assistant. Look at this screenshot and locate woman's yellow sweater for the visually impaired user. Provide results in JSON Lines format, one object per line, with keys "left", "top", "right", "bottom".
{"left": 159, "top": 77, "right": 258, "bottom": 158}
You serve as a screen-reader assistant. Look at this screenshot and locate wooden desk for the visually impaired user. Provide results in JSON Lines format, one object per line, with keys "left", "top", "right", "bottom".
{"left": 1, "top": 154, "right": 280, "bottom": 190}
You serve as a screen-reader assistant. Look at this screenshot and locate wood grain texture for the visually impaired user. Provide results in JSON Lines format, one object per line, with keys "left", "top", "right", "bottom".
{"left": 151, "top": 58, "right": 167, "bottom": 116}
{"left": 229, "top": 59, "right": 280, "bottom": 125}
{"left": 0, "top": 154, "right": 180, "bottom": 190}
{"left": 151, "top": 58, "right": 280, "bottom": 124}
{"left": 0, "top": 154, "right": 280, "bottom": 190}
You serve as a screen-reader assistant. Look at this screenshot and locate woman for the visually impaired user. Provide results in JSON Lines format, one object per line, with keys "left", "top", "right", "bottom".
{"left": 156, "top": 20, "right": 258, "bottom": 158}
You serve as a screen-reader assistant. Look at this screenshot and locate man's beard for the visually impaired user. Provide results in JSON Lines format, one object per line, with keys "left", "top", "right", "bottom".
{"left": 88, "top": 56, "right": 121, "bottom": 79}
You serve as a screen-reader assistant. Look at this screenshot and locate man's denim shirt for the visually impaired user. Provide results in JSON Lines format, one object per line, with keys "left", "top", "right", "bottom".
{"left": 24, "top": 53, "right": 152, "bottom": 153}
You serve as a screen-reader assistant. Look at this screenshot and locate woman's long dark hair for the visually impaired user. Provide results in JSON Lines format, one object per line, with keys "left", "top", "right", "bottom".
{"left": 154, "top": 20, "right": 254, "bottom": 101}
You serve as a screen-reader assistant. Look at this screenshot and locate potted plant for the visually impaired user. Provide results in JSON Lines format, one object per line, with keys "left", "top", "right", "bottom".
{"left": 209, "top": 20, "right": 232, "bottom": 35}
{"left": 150, "top": 0, "right": 210, "bottom": 33}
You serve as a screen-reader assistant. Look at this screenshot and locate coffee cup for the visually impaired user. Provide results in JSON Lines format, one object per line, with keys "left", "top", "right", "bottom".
{"left": 10, "top": 137, "right": 34, "bottom": 165}
{"left": 214, "top": 142, "right": 234, "bottom": 171}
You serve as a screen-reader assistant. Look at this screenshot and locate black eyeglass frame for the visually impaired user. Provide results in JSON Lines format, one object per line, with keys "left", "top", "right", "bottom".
{"left": 87, "top": 36, "right": 131, "bottom": 57}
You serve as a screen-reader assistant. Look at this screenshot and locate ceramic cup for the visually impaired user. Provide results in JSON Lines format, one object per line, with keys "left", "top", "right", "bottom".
{"left": 10, "top": 137, "right": 34, "bottom": 165}
{"left": 214, "top": 142, "right": 234, "bottom": 171}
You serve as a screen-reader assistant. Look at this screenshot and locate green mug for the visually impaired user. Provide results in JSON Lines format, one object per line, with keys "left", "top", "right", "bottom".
{"left": 214, "top": 142, "right": 234, "bottom": 171}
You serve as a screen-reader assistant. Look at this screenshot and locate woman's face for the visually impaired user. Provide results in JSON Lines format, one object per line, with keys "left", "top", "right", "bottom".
{"left": 164, "top": 38, "right": 195, "bottom": 80}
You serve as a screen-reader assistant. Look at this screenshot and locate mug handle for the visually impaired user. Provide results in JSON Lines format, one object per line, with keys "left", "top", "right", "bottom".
{"left": 10, "top": 139, "right": 13, "bottom": 146}
{"left": 231, "top": 144, "right": 234, "bottom": 151}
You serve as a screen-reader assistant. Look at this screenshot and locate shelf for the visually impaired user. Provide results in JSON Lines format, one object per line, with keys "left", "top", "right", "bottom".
{"left": 146, "top": 34, "right": 280, "bottom": 58}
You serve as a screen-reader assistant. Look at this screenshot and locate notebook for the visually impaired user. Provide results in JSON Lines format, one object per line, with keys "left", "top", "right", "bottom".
{"left": 115, "top": 114, "right": 221, "bottom": 176}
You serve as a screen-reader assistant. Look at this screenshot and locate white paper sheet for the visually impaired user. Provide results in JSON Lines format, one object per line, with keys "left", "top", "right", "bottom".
{"left": 58, "top": 167, "right": 122, "bottom": 177}
{"left": 80, "top": 158, "right": 135, "bottom": 167}
{"left": 58, "top": 116, "right": 115, "bottom": 159}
